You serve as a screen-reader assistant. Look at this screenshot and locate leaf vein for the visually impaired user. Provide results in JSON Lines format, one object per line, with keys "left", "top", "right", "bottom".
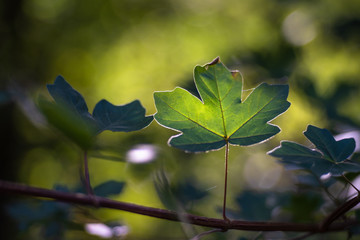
{"left": 161, "top": 99, "right": 224, "bottom": 138}
{"left": 228, "top": 93, "right": 280, "bottom": 137}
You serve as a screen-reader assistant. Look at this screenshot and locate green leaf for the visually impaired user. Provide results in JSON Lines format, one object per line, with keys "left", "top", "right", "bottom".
{"left": 283, "top": 192, "right": 323, "bottom": 222}
{"left": 269, "top": 125, "right": 359, "bottom": 176}
{"left": 93, "top": 180, "right": 125, "bottom": 197}
{"left": 154, "top": 171, "right": 208, "bottom": 211}
{"left": 154, "top": 57, "right": 290, "bottom": 152}
{"left": 47, "top": 75, "right": 93, "bottom": 121}
{"left": 304, "top": 125, "right": 356, "bottom": 163}
{"left": 93, "top": 99, "right": 153, "bottom": 133}
{"left": 268, "top": 141, "right": 322, "bottom": 170}
{"left": 235, "top": 190, "right": 290, "bottom": 221}
{"left": 40, "top": 76, "right": 153, "bottom": 148}
{"left": 37, "top": 96, "right": 96, "bottom": 149}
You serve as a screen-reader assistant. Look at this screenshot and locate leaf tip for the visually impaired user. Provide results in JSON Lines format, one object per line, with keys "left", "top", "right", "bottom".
{"left": 55, "top": 75, "right": 65, "bottom": 82}
{"left": 231, "top": 70, "right": 241, "bottom": 79}
{"left": 207, "top": 56, "right": 220, "bottom": 66}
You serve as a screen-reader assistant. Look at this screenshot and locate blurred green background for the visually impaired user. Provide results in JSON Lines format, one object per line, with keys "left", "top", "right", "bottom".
{"left": 1, "top": 0, "right": 360, "bottom": 239}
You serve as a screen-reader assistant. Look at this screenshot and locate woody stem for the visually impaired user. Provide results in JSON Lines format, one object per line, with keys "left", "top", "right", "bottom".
{"left": 223, "top": 141, "right": 230, "bottom": 221}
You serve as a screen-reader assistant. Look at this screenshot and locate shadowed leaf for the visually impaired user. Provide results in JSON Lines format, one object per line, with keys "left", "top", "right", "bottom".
{"left": 93, "top": 181, "right": 125, "bottom": 197}
{"left": 269, "top": 125, "right": 359, "bottom": 176}
{"left": 39, "top": 76, "right": 153, "bottom": 149}
{"left": 93, "top": 99, "right": 153, "bottom": 133}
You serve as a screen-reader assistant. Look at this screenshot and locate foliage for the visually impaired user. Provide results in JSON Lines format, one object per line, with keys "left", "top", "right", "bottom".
{"left": 1, "top": 58, "right": 360, "bottom": 240}
{"left": 269, "top": 125, "right": 360, "bottom": 176}
{"left": 154, "top": 57, "right": 290, "bottom": 152}
{"left": 38, "top": 75, "right": 153, "bottom": 149}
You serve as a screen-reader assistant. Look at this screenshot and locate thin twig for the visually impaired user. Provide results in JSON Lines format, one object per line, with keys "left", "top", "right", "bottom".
{"left": 83, "top": 151, "right": 93, "bottom": 196}
{"left": 0, "top": 180, "right": 358, "bottom": 232}
{"left": 342, "top": 174, "right": 360, "bottom": 193}
{"left": 320, "top": 193, "right": 360, "bottom": 230}
{"left": 310, "top": 172, "right": 339, "bottom": 205}
{"left": 190, "top": 228, "right": 224, "bottom": 240}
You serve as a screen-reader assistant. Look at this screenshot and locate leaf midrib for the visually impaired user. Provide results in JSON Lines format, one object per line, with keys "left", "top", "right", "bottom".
{"left": 227, "top": 90, "right": 279, "bottom": 138}
{"left": 213, "top": 67, "right": 228, "bottom": 139}
{"left": 159, "top": 97, "right": 224, "bottom": 138}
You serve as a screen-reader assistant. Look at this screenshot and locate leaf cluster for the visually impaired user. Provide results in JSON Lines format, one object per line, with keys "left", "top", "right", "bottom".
{"left": 5, "top": 57, "right": 360, "bottom": 239}
{"left": 38, "top": 76, "right": 153, "bottom": 149}
{"left": 269, "top": 125, "right": 360, "bottom": 177}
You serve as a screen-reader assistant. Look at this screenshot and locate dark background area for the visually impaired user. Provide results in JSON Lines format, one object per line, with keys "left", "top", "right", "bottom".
{"left": 1, "top": 0, "right": 360, "bottom": 239}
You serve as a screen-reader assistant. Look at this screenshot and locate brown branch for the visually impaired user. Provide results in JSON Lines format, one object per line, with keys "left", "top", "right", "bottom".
{"left": 320, "top": 193, "right": 360, "bottom": 230}
{"left": 0, "top": 180, "right": 358, "bottom": 233}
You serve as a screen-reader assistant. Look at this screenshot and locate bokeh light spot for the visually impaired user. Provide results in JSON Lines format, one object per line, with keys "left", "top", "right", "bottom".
{"left": 85, "top": 223, "right": 129, "bottom": 239}
{"left": 126, "top": 144, "right": 158, "bottom": 164}
{"left": 282, "top": 10, "right": 317, "bottom": 46}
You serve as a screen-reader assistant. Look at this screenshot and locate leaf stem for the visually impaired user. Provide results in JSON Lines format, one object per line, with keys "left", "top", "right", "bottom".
{"left": 342, "top": 174, "right": 360, "bottom": 193}
{"left": 311, "top": 172, "right": 339, "bottom": 205}
{"left": 83, "top": 150, "right": 94, "bottom": 196}
{"left": 223, "top": 141, "right": 230, "bottom": 222}
{"left": 320, "top": 193, "right": 360, "bottom": 230}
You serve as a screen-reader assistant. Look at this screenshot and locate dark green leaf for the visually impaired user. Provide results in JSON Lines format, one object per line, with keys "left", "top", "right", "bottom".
{"left": 37, "top": 96, "right": 96, "bottom": 149}
{"left": 269, "top": 125, "right": 359, "bottom": 176}
{"left": 154, "top": 57, "right": 290, "bottom": 152}
{"left": 154, "top": 171, "right": 208, "bottom": 211}
{"left": 7, "top": 200, "right": 70, "bottom": 238}
{"left": 348, "top": 210, "right": 360, "bottom": 238}
{"left": 269, "top": 141, "right": 322, "bottom": 170}
{"left": 93, "top": 99, "right": 153, "bottom": 133}
{"left": 283, "top": 192, "right": 323, "bottom": 222}
{"left": 47, "top": 75, "right": 93, "bottom": 121}
{"left": 40, "top": 76, "right": 153, "bottom": 148}
{"left": 93, "top": 180, "right": 125, "bottom": 197}
{"left": 235, "top": 190, "right": 290, "bottom": 221}
{"left": 304, "top": 125, "right": 355, "bottom": 162}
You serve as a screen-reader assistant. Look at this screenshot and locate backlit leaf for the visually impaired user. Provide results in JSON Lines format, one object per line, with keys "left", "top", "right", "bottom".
{"left": 154, "top": 57, "right": 290, "bottom": 152}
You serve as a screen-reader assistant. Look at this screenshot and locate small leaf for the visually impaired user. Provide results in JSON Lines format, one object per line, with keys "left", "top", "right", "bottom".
{"left": 7, "top": 200, "right": 70, "bottom": 237}
{"left": 40, "top": 76, "right": 153, "bottom": 148}
{"left": 283, "top": 192, "right": 323, "bottom": 222}
{"left": 304, "top": 125, "right": 356, "bottom": 162}
{"left": 154, "top": 57, "right": 290, "bottom": 152}
{"left": 93, "top": 99, "right": 153, "bottom": 133}
{"left": 235, "top": 190, "right": 290, "bottom": 221}
{"left": 154, "top": 171, "right": 207, "bottom": 211}
{"left": 38, "top": 96, "right": 96, "bottom": 149}
{"left": 47, "top": 75, "right": 93, "bottom": 121}
{"left": 93, "top": 180, "right": 125, "bottom": 197}
{"left": 269, "top": 125, "right": 360, "bottom": 176}
{"left": 269, "top": 141, "right": 322, "bottom": 170}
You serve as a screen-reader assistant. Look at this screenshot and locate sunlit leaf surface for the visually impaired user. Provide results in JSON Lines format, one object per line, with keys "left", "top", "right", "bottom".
{"left": 154, "top": 57, "right": 290, "bottom": 152}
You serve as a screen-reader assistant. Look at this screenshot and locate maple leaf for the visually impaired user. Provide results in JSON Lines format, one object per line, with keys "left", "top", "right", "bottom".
{"left": 269, "top": 125, "right": 360, "bottom": 176}
{"left": 39, "top": 76, "right": 153, "bottom": 149}
{"left": 154, "top": 57, "right": 290, "bottom": 152}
